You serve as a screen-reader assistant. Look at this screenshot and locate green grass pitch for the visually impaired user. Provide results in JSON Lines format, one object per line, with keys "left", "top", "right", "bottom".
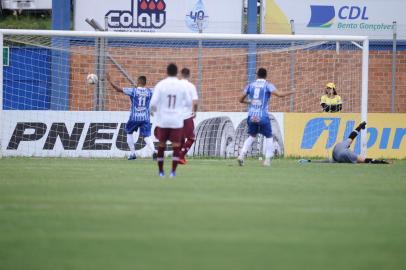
{"left": 1, "top": 158, "right": 406, "bottom": 270}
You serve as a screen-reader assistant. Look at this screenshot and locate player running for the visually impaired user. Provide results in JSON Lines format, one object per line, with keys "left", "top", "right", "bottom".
{"left": 106, "top": 74, "right": 157, "bottom": 160}
{"left": 178, "top": 68, "right": 199, "bottom": 165}
{"left": 150, "top": 63, "right": 192, "bottom": 178}
{"left": 237, "top": 68, "right": 294, "bottom": 166}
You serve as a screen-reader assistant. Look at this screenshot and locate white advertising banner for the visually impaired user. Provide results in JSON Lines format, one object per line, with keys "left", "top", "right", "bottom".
{"left": 263, "top": 0, "right": 404, "bottom": 39}
{"left": 74, "top": 0, "right": 243, "bottom": 33}
{"left": 1, "top": 111, "right": 284, "bottom": 158}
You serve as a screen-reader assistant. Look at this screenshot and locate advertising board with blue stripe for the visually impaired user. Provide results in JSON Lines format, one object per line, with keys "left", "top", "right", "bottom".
{"left": 263, "top": 0, "right": 404, "bottom": 39}
{"left": 285, "top": 113, "right": 406, "bottom": 159}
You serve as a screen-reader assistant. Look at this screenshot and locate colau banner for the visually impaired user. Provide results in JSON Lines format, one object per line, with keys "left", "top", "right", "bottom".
{"left": 75, "top": 0, "right": 243, "bottom": 34}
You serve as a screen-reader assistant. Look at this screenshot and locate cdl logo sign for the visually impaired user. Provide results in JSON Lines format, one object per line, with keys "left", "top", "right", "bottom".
{"left": 307, "top": 5, "right": 369, "bottom": 28}
{"left": 106, "top": 0, "right": 166, "bottom": 30}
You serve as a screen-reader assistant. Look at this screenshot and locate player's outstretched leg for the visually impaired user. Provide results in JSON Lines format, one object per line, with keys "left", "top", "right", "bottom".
{"left": 144, "top": 136, "right": 158, "bottom": 161}
{"left": 263, "top": 137, "right": 274, "bottom": 166}
{"left": 238, "top": 136, "right": 255, "bottom": 166}
{"left": 179, "top": 138, "right": 195, "bottom": 165}
{"left": 127, "top": 133, "right": 137, "bottom": 160}
{"left": 157, "top": 144, "right": 166, "bottom": 177}
{"left": 349, "top": 121, "right": 367, "bottom": 141}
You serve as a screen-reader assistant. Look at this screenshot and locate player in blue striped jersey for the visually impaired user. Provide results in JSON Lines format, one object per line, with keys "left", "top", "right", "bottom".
{"left": 107, "top": 74, "right": 157, "bottom": 160}
{"left": 238, "top": 68, "right": 294, "bottom": 166}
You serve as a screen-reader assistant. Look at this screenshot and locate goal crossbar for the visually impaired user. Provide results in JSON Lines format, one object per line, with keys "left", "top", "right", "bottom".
{"left": 0, "top": 29, "right": 368, "bottom": 42}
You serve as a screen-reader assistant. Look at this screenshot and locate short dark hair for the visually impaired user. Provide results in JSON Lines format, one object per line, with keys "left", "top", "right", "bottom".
{"left": 137, "top": 76, "right": 146, "bottom": 86}
{"left": 257, "top": 68, "right": 267, "bottom": 79}
{"left": 181, "top": 68, "right": 190, "bottom": 78}
{"left": 167, "top": 63, "right": 178, "bottom": 76}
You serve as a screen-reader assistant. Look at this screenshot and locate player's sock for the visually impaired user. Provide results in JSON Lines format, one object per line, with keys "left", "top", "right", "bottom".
{"left": 180, "top": 138, "right": 195, "bottom": 158}
{"left": 179, "top": 137, "right": 186, "bottom": 159}
{"left": 127, "top": 134, "right": 136, "bottom": 155}
{"left": 144, "top": 136, "right": 157, "bottom": 154}
{"left": 239, "top": 136, "right": 255, "bottom": 159}
{"left": 349, "top": 122, "right": 367, "bottom": 140}
{"left": 172, "top": 146, "right": 180, "bottom": 173}
{"left": 348, "top": 130, "right": 359, "bottom": 140}
{"left": 264, "top": 138, "right": 274, "bottom": 166}
{"left": 157, "top": 146, "right": 165, "bottom": 173}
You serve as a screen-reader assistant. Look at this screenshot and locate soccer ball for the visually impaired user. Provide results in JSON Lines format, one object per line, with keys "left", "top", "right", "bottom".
{"left": 87, "top": 73, "right": 98, "bottom": 85}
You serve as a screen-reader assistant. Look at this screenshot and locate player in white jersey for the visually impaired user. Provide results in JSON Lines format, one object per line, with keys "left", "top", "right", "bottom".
{"left": 107, "top": 74, "right": 157, "bottom": 160}
{"left": 150, "top": 63, "right": 192, "bottom": 178}
{"left": 178, "top": 68, "right": 199, "bottom": 165}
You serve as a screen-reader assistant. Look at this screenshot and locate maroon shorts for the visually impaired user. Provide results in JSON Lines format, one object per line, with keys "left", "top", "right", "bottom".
{"left": 154, "top": 127, "right": 183, "bottom": 144}
{"left": 183, "top": 117, "right": 195, "bottom": 139}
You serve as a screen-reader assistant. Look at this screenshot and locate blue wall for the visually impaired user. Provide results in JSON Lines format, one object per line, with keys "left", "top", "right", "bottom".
{"left": 3, "top": 48, "right": 51, "bottom": 110}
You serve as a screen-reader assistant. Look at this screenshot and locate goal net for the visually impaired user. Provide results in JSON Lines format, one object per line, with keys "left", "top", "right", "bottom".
{"left": 0, "top": 30, "right": 368, "bottom": 158}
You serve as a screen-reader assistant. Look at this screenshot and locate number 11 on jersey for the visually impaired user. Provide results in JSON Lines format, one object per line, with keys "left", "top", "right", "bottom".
{"left": 168, "top": 95, "right": 176, "bottom": 108}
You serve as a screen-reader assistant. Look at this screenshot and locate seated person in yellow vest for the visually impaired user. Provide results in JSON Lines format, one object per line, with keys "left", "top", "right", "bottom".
{"left": 320, "top": 82, "right": 342, "bottom": 112}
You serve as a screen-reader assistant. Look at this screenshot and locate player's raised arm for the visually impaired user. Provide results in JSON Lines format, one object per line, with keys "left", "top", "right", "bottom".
{"left": 272, "top": 89, "right": 295, "bottom": 97}
{"left": 106, "top": 73, "right": 124, "bottom": 93}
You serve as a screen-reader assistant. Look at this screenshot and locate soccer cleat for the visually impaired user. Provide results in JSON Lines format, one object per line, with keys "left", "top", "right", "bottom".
{"left": 159, "top": 172, "right": 165, "bottom": 178}
{"left": 372, "top": 159, "right": 390, "bottom": 164}
{"left": 298, "top": 159, "right": 311, "bottom": 164}
{"left": 169, "top": 171, "right": 176, "bottom": 178}
{"left": 178, "top": 158, "right": 188, "bottom": 165}
{"left": 152, "top": 152, "right": 158, "bottom": 161}
{"left": 263, "top": 159, "right": 271, "bottom": 167}
{"left": 357, "top": 121, "right": 367, "bottom": 130}
{"left": 128, "top": 154, "right": 137, "bottom": 160}
{"left": 237, "top": 158, "right": 244, "bottom": 166}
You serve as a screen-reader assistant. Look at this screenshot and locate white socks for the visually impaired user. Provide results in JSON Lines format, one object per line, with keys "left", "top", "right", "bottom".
{"left": 127, "top": 135, "right": 157, "bottom": 156}
{"left": 144, "top": 136, "right": 157, "bottom": 154}
{"left": 265, "top": 137, "right": 275, "bottom": 160}
{"left": 127, "top": 134, "right": 136, "bottom": 155}
{"left": 239, "top": 136, "right": 255, "bottom": 159}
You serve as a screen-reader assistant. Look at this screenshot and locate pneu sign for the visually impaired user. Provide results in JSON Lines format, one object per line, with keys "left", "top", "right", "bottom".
{"left": 6, "top": 122, "right": 147, "bottom": 152}
{"left": 106, "top": 0, "right": 167, "bottom": 30}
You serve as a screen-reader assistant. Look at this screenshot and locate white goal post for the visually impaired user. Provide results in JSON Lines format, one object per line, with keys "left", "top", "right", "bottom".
{"left": 0, "top": 29, "right": 369, "bottom": 157}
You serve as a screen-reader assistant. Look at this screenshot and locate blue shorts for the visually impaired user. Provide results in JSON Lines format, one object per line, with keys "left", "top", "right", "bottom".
{"left": 125, "top": 120, "right": 151, "bottom": 137}
{"left": 247, "top": 117, "right": 272, "bottom": 138}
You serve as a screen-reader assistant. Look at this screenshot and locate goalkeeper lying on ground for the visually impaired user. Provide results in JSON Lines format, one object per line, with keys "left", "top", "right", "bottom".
{"left": 300, "top": 121, "right": 389, "bottom": 164}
